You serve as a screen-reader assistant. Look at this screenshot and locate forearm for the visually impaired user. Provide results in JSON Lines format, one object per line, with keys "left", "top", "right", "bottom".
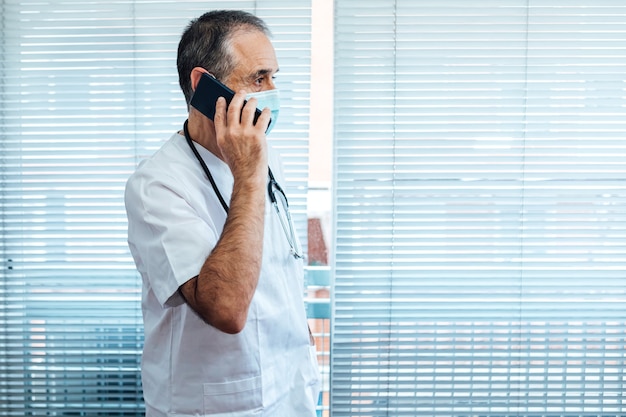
{"left": 180, "top": 175, "right": 266, "bottom": 334}
{"left": 179, "top": 89, "right": 271, "bottom": 333}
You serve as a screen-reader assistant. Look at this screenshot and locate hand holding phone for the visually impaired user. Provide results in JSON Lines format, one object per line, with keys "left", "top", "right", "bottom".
{"left": 193, "top": 73, "right": 270, "bottom": 179}
{"left": 190, "top": 73, "right": 267, "bottom": 127}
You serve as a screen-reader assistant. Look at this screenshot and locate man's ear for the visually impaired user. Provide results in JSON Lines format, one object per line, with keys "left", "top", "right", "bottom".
{"left": 190, "top": 67, "right": 214, "bottom": 92}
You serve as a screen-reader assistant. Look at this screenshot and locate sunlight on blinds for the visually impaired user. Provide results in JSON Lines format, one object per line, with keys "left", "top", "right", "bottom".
{"left": 332, "top": 1, "right": 626, "bottom": 416}
{"left": 0, "top": 1, "right": 311, "bottom": 414}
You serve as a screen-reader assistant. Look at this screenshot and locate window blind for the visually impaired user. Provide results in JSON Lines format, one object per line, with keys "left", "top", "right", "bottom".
{"left": 332, "top": 1, "right": 626, "bottom": 416}
{"left": 0, "top": 1, "right": 311, "bottom": 415}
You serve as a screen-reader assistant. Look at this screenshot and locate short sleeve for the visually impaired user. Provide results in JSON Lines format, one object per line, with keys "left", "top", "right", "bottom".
{"left": 125, "top": 168, "right": 220, "bottom": 307}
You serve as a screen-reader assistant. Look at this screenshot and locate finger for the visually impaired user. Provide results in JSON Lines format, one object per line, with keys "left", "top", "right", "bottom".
{"left": 228, "top": 90, "right": 247, "bottom": 124}
{"left": 255, "top": 107, "right": 272, "bottom": 132}
{"left": 213, "top": 97, "right": 227, "bottom": 131}
{"left": 240, "top": 96, "right": 259, "bottom": 127}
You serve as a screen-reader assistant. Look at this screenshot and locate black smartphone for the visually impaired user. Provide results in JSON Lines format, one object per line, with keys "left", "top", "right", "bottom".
{"left": 190, "top": 73, "right": 266, "bottom": 126}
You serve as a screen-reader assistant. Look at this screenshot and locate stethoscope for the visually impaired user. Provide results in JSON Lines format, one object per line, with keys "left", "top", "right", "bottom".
{"left": 183, "top": 119, "right": 302, "bottom": 259}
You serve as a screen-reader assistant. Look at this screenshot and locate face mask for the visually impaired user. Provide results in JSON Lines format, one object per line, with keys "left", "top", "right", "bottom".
{"left": 246, "top": 89, "right": 280, "bottom": 135}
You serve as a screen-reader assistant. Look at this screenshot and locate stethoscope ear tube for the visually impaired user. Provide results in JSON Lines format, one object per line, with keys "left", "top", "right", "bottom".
{"left": 183, "top": 119, "right": 301, "bottom": 259}
{"left": 183, "top": 119, "right": 230, "bottom": 213}
{"left": 183, "top": 119, "right": 283, "bottom": 213}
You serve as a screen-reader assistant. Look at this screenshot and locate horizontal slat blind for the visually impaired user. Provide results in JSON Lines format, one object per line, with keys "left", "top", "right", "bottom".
{"left": 332, "top": 1, "right": 626, "bottom": 416}
{"left": 0, "top": 1, "right": 310, "bottom": 415}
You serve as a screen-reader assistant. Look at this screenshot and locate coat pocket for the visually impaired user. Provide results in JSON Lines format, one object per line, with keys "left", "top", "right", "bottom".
{"left": 203, "top": 374, "right": 263, "bottom": 415}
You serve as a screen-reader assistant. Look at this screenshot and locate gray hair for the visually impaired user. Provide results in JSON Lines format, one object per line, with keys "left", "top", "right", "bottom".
{"left": 177, "top": 10, "right": 271, "bottom": 105}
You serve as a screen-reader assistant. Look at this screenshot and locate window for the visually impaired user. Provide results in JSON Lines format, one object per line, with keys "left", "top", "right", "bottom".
{"left": 332, "top": 1, "right": 626, "bottom": 416}
{"left": 0, "top": 1, "right": 312, "bottom": 414}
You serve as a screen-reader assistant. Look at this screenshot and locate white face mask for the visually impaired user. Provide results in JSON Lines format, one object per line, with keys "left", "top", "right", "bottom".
{"left": 246, "top": 89, "right": 280, "bottom": 135}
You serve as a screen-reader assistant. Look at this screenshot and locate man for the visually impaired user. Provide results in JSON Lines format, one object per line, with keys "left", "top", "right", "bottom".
{"left": 125, "top": 10, "right": 320, "bottom": 416}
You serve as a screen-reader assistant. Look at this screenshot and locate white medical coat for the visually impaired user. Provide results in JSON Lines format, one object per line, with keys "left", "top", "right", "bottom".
{"left": 125, "top": 133, "right": 320, "bottom": 416}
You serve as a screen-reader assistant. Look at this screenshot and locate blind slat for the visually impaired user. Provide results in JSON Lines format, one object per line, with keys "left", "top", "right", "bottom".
{"left": 332, "top": 1, "right": 626, "bottom": 416}
{"left": 1, "top": 2, "right": 312, "bottom": 414}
